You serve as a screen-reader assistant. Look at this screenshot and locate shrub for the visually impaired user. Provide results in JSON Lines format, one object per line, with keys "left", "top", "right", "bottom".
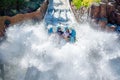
{"left": 0, "top": 0, "right": 25, "bottom": 16}
{"left": 72, "top": 0, "right": 83, "bottom": 9}
{"left": 72, "top": 0, "right": 101, "bottom": 9}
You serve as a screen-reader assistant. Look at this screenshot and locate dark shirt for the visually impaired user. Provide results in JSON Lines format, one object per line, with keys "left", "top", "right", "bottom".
{"left": 57, "top": 30, "right": 63, "bottom": 35}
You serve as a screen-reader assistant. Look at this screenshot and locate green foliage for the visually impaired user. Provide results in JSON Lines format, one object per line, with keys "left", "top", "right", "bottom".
{"left": 72, "top": 0, "right": 101, "bottom": 9}
{"left": 16, "top": 0, "right": 25, "bottom": 7}
{"left": 0, "top": 0, "right": 15, "bottom": 10}
{"left": 95, "top": 0, "right": 101, "bottom": 3}
{"left": 72, "top": 0, "right": 83, "bottom": 9}
{"left": 0, "top": 0, "right": 26, "bottom": 16}
{"left": 0, "top": 0, "right": 44, "bottom": 16}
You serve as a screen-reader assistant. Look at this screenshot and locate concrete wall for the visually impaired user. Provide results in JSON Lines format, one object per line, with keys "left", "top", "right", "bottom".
{"left": 0, "top": 0, "right": 49, "bottom": 37}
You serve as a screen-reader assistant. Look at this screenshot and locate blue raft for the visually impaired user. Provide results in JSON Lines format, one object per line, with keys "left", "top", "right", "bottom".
{"left": 48, "top": 26, "right": 76, "bottom": 43}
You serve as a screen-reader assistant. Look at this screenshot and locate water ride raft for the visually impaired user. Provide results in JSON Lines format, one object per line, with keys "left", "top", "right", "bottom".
{"left": 47, "top": 24, "right": 76, "bottom": 43}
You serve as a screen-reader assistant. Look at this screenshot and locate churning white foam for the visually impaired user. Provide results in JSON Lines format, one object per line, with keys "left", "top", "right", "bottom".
{"left": 0, "top": 21, "right": 120, "bottom": 80}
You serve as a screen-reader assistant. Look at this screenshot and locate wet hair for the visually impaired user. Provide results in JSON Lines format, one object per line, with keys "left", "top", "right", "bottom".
{"left": 57, "top": 27, "right": 63, "bottom": 35}
{"left": 66, "top": 29, "right": 70, "bottom": 33}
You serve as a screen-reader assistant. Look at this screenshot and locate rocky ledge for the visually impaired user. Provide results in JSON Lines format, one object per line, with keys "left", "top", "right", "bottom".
{"left": 0, "top": 0, "right": 49, "bottom": 37}
{"left": 70, "top": 0, "right": 120, "bottom": 32}
{"left": 89, "top": 0, "right": 120, "bottom": 32}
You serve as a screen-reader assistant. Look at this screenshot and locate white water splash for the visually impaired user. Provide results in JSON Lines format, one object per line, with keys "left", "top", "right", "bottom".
{"left": 0, "top": 21, "right": 120, "bottom": 80}
{"left": 0, "top": 0, "right": 120, "bottom": 79}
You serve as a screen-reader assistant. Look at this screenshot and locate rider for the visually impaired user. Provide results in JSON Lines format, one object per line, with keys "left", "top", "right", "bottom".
{"left": 57, "top": 27, "right": 64, "bottom": 36}
{"left": 63, "top": 28, "right": 70, "bottom": 41}
{"left": 48, "top": 25, "right": 53, "bottom": 34}
{"left": 70, "top": 28, "right": 76, "bottom": 43}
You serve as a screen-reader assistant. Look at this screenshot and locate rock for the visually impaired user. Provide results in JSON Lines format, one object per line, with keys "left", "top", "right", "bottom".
{"left": 90, "top": 3, "right": 100, "bottom": 19}
{"left": 100, "top": 2, "right": 107, "bottom": 18}
{"left": 108, "top": 11, "right": 117, "bottom": 24}
{"left": 0, "top": 0, "right": 48, "bottom": 37}
{"left": 115, "top": 26, "right": 120, "bottom": 32}
{"left": 101, "top": 0, "right": 109, "bottom": 3}
{"left": 89, "top": 0, "right": 120, "bottom": 31}
{"left": 116, "top": 12, "right": 120, "bottom": 25}
{"left": 106, "top": 24, "right": 117, "bottom": 32}
{"left": 107, "top": 2, "right": 116, "bottom": 24}
{"left": 0, "top": 32, "right": 4, "bottom": 37}
{"left": 117, "top": 6, "right": 120, "bottom": 12}
{"left": 108, "top": 1, "right": 117, "bottom": 8}
{"left": 107, "top": 2, "right": 116, "bottom": 16}
{"left": 98, "top": 18, "right": 108, "bottom": 29}
{"left": 109, "top": 0, "right": 115, "bottom": 2}
{"left": 115, "top": 0, "right": 120, "bottom": 5}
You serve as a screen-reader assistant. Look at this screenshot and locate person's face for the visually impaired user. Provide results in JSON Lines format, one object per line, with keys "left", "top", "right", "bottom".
{"left": 66, "top": 29, "right": 69, "bottom": 32}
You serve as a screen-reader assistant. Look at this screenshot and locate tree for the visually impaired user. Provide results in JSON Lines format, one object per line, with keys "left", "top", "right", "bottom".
{"left": 0, "top": 0, "right": 15, "bottom": 15}
{"left": 72, "top": 0, "right": 83, "bottom": 9}
{"left": 72, "top": 0, "right": 100, "bottom": 9}
{"left": 15, "top": 0, "right": 25, "bottom": 11}
{"left": 0, "top": 0, "right": 25, "bottom": 16}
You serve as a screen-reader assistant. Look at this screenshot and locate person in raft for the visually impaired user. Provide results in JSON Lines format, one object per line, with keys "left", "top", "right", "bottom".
{"left": 69, "top": 28, "right": 76, "bottom": 43}
{"left": 56, "top": 26, "right": 76, "bottom": 42}
{"left": 57, "top": 27, "right": 64, "bottom": 36}
{"left": 63, "top": 28, "right": 70, "bottom": 41}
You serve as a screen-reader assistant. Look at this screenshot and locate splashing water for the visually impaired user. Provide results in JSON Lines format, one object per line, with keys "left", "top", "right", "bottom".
{"left": 0, "top": 0, "right": 120, "bottom": 80}
{"left": 0, "top": 21, "right": 120, "bottom": 80}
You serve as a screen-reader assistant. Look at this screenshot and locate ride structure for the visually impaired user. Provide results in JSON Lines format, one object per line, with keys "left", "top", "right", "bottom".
{"left": 44, "top": 0, "right": 77, "bottom": 43}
